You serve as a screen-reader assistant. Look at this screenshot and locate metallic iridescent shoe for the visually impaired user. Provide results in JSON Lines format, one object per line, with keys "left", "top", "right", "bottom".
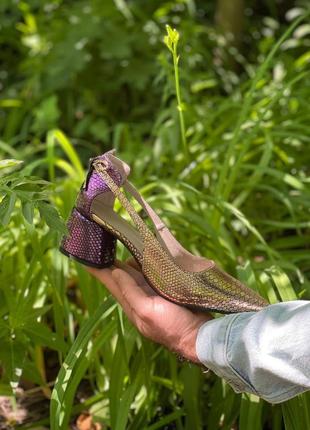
{"left": 60, "top": 151, "right": 268, "bottom": 314}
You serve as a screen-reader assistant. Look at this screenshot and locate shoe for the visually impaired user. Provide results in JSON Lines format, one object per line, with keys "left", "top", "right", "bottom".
{"left": 60, "top": 150, "right": 268, "bottom": 313}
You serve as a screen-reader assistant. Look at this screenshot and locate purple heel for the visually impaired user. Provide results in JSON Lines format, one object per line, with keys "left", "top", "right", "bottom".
{"left": 60, "top": 151, "right": 125, "bottom": 268}
{"left": 60, "top": 208, "right": 116, "bottom": 268}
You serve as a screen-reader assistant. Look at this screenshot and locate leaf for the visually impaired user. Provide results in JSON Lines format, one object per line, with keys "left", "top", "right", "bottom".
{"left": 38, "top": 201, "right": 67, "bottom": 234}
{"left": 22, "top": 200, "right": 34, "bottom": 224}
{"left": 268, "top": 266, "right": 298, "bottom": 301}
{"left": 0, "top": 338, "right": 27, "bottom": 389}
{"left": 0, "top": 159, "right": 23, "bottom": 171}
{"left": 282, "top": 394, "right": 310, "bottom": 430}
{"left": 114, "top": 379, "right": 139, "bottom": 430}
{"left": 114, "top": 0, "right": 133, "bottom": 21}
{"left": 22, "top": 305, "right": 52, "bottom": 323}
{"left": 50, "top": 298, "right": 116, "bottom": 430}
{"left": 264, "top": 166, "right": 305, "bottom": 190}
{"left": 145, "top": 411, "right": 184, "bottom": 430}
{"left": 0, "top": 99, "right": 22, "bottom": 108}
{"left": 109, "top": 334, "right": 129, "bottom": 429}
{"left": 180, "top": 365, "right": 202, "bottom": 430}
{"left": 0, "top": 193, "right": 16, "bottom": 225}
{"left": 221, "top": 201, "right": 267, "bottom": 246}
{"left": 295, "top": 51, "right": 310, "bottom": 69}
{"left": 293, "top": 24, "right": 310, "bottom": 39}
{"left": 0, "top": 383, "right": 13, "bottom": 396}
{"left": 32, "top": 95, "right": 60, "bottom": 133}
{"left": 23, "top": 322, "right": 67, "bottom": 353}
{"left": 239, "top": 393, "right": 263, "bottom": 430}
{"left": 191, "top": 79, "right": 218, "bottom": 93}
{"left": 237, "top": 261, "right": 263, "bottom": 295}
{"left": 47, "top": 129, "right": 84, "bottom": 182}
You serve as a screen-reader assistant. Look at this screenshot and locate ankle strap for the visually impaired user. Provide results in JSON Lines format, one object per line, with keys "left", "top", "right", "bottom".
{"left": 93, "top": 160, "right": 153, "bottom": 239}
{"left": 93, "top": 153, "right": 164, "bottom": 230}
{"left": 94, "top": 158, "right": 189, "bottom": 256}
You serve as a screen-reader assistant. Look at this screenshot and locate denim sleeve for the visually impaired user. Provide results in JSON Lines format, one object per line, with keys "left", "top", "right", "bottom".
{"left": 196, "top": 301, "right": 310, "bottom": 403}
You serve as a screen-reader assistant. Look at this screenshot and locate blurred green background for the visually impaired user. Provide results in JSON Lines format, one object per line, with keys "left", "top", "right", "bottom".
{"left": 0, "top": 1, "right": 310, "bottom": 428}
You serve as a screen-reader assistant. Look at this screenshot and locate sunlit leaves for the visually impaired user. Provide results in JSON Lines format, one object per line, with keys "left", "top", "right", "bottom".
{"left": 0, "top": 164, "right": 66, "bottom": 233}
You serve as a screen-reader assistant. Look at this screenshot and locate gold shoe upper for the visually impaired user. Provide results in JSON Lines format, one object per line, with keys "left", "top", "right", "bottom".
{"left": 94, "top": 160, "right": 268, "bottom": 314}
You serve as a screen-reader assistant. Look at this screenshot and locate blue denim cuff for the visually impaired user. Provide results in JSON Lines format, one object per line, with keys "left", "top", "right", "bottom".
{"left": 196, "top": 315, "right": 257, "bottom": 394}
{"left": 196, "top": 308, "right": 310, "bottom": 404}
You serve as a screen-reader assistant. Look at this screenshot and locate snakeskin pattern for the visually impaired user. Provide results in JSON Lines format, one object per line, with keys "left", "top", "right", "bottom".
{"left": 60, "top": 153, "right": 122, "bottom": 267}
{"left": 60, "top": 208, "right": 116, "bottom": 268}
{"left": 76, "top": 154, "right": 123, "bottom": 217}
{"left": 142, "top": 242, "right": 267, "bottom": 313}
{"left": 94, "top": 161, "right": 268, "bottom": 313}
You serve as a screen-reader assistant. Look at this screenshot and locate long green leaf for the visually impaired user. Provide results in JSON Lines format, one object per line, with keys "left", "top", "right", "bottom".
{"left": 50, "top": 297, "right": 116, "bottom": 430}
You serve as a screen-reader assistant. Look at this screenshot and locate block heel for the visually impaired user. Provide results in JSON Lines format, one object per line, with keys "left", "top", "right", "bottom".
{"left": 60, "top": 208, "right": 117, "bottom": 268}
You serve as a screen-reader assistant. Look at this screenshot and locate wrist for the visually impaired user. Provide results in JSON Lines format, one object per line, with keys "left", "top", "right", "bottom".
{"left": 175, "top": 317, "right": 211, "bottom": 363}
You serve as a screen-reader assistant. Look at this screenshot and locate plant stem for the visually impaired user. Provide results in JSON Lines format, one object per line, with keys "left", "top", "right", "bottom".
{"left": 172, "top": 45, "right": 189, "bottom": 160}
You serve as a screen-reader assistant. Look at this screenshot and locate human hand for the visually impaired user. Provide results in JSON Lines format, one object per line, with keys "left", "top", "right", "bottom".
{"left": 87, "top": 259, "right": 212, "bottom": 363}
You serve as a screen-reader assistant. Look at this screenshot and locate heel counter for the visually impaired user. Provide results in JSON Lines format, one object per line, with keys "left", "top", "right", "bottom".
{"left": 75, "top": 155, "right": 124, "bottom": 217}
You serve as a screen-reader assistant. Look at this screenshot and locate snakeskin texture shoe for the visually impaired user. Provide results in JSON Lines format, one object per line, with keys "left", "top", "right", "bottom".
{"left": 60, "top": 150, "right": 268, "bottom": 314}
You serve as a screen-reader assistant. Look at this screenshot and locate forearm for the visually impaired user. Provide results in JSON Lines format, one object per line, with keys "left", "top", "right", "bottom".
{"left": 195, "top": 301, "right": 310, "bottom": 403}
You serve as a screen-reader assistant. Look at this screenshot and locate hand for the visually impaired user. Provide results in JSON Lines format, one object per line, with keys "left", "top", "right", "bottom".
{"left": 87, "top": 259, "right": 212, "bottom": 363}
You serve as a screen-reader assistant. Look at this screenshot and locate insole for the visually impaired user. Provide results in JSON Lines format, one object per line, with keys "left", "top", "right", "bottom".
{"left": 91, "top": 199, "right": 144, "bottom": 253}
{"left": 91, "top": 198, "right": 215, "bottom": 273}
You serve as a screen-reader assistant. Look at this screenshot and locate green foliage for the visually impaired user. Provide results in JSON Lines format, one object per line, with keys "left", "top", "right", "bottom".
{"left": 0, "top": 0, "right": 310, "bottom": 428}
{"left": 0, "top": 161, "right": 65, "bottom": 232}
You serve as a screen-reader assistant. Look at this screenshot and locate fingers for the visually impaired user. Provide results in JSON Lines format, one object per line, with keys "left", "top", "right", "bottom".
{"left": 87, "top": 266, "right": 136, "bottom": 321}
{"left": 111, "top": 267, "right": 149, "bottom": 305}
{"left": 86, "top": 264, "right": 212, "bottom": 361}
{"left": 115, "top": 260, "right": 155, "bottom": 295}
{"left": 86, "top": 265, "right": 150, "bottom": 324}
{"left": 87, "top": 266, "right": 123, "bottom": 301}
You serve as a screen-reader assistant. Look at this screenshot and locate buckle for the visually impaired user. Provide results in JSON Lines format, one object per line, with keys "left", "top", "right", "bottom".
{"left": 93, "top": 158, "right": 109, "bottom": 171}
{"left": 83, "top": 157, "right": 108, "bottom": 189}
{"left": 93, "top": 160, "right": 110, "bottom": 183}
